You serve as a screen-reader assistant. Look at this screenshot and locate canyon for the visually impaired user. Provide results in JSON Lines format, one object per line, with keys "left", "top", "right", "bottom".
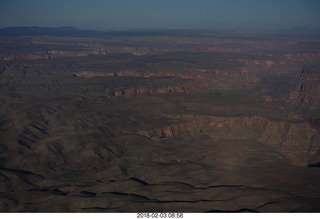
{"left": 0, "top": 27, "right": 320, "bottom": 212}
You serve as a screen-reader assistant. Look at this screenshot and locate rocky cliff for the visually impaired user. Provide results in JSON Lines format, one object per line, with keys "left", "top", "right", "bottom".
{"left": 75, "top": 70, "right": 259, "bottom": 91}
{"left": 288, "top": 67, "right": 320, "bottom": 107}
{"left": 74, "top": 71, "right": 207, "bottom": 79}
{"left": 140, "top": 115, "right": 320, "bottom": 166}
{"left": 109, "top": 83, "right": 202, "bottom": 97}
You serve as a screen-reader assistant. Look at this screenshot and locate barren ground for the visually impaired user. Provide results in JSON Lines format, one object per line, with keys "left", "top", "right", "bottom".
{"left": 0, "top": 28, "right": 320, "bottom": 212}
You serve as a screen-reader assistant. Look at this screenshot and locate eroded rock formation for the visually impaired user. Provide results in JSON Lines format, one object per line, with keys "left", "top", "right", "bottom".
{"left": 109, "top": 83, "right": 202, "bottom": 96}
{"left": 288, "top": 67, "right": 320, "bottom": 107}
{"left": 1, "top": 28, "right": 320, "bottom": 212}
{"left": 141, "top": 115, "right": 320, "bottom": 166}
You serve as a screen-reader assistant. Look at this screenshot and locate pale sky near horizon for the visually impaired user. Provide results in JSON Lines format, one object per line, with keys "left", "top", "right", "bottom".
{"left": 0, "top": 0, "right": 319, "bottom": 30}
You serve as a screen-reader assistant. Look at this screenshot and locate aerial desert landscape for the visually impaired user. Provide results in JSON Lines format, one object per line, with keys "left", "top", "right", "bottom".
{"left": 0, "top": 26, "right": 320, "bottom": 212}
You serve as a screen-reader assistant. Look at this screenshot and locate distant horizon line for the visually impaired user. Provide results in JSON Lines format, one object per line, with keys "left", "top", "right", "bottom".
{"left": 1, "top": 25, "right": 320, "bottom": 32}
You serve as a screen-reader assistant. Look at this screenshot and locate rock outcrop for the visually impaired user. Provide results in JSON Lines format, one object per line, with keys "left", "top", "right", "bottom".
{"left": 109, "top": 83, "right": 202, "bottom": 97}
{"left": 75, "top": 70, "right": 259, "bottom": 91}
{"left": 141, "top": 115, "right": 320, "bottom": 166}
{"left": 288, "top": 67, "right": 320, "bottom": 107}
{"left": 74, "top": 71, "right": 207, "bottom": 79}
{"left": 2, "top": 29, "right": 320, "bottom": 212}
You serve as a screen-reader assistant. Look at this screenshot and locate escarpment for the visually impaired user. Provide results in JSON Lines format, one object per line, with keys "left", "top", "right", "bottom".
{"left": 1, "top": 28, "right": 320, "bottom": 212}
{"left": 70, "top": 68, "right": 260, "bottom": 98}
{"left": 109, "top": 83, "right": 202, "bottom": 96}
{"left": 75, "top": 71, "right": 207, "bottom": 79}
{"left": 141, "top": 115, "right": 320, "bottom": 166}
{"left": 288, "top": 67, "right": 320, "bottom": 107}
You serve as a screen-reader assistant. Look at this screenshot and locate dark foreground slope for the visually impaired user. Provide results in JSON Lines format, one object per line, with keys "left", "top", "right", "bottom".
{"left": 0, "top": 29, "right": 320, "bottom": 212}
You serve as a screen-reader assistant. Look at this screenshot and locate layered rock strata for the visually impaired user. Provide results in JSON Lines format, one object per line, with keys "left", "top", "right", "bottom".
{"left": 140, "top": 115, "right": 320, "bottom": 166}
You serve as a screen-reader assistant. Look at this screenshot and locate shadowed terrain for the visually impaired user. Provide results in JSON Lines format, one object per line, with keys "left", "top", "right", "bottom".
{"left": 0, "top": 27, "right": 320, "bottom": 212}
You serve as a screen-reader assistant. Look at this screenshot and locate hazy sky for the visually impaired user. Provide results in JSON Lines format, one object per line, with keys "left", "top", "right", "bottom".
{"left": 1, "top": 0, "right": 319, "bottom": 29}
